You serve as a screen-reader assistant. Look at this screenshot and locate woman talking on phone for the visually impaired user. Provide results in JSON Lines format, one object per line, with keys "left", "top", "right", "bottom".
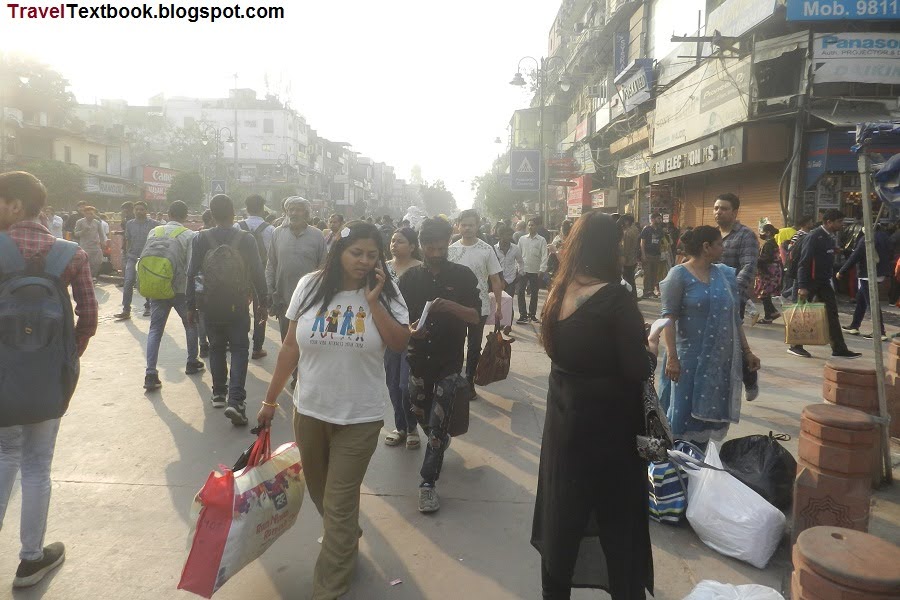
{"left": 257, "top": 221, "right": 410, "bottom": 600}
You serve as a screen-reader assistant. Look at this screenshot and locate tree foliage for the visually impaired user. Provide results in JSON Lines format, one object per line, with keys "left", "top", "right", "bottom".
{"left": 421, "top": 180, "right": 457, "bottom": 217}
{"left": 0, "top": 54, "right": 77, "bottom": 127}
{"left": 166, "top": 172, "right": 204, "bottom": 207}
{"left": 12, "top": 159, "right": 84, "bottom": 210}
{"left": 472, "top": 157, "right": 530, "bottom": 220}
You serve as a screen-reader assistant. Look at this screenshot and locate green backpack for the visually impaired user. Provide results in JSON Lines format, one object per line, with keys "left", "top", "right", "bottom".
{"left": 137, "top": 226, "right": 188, "bottom": 300}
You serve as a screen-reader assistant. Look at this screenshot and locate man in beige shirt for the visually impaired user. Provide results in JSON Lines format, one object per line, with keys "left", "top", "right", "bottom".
{"left": 619, "top": 214, "right": 640, "bottom": 298}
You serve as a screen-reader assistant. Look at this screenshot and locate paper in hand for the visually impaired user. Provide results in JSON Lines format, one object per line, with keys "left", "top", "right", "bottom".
{"left": 416, "top": 300, "right": 433, "bottom": 332}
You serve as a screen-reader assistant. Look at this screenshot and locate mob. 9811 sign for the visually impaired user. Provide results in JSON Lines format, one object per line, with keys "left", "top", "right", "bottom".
{"left": 787, "top": 0, "right": 900, "bottom": 20}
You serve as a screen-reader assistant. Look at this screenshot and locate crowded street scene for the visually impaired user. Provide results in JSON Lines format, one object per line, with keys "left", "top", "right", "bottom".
{"left": 1, "top": 1, "right": 899, "bottom": 599}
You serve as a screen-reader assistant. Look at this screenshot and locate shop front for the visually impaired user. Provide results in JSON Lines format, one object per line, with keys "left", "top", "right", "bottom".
{"left": 803, "top": 129, "right": 900, "bottom": 222}
{"left": 650, "top": 123, "right": 791, "bottom": 229}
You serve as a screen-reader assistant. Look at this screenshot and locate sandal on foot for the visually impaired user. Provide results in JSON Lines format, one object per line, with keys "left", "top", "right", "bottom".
{"left": 384, "top": 430, "right": 406, "bottom": 446}
{"left": 406, "top": 431, "right": 421, "bottom": 449}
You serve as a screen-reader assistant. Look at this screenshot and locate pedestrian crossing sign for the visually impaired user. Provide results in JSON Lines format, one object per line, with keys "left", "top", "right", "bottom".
{"left": 510, "top": 150, "right": 541, "bottom": 191}
{"left": 210, "top": 179, "right": 227, "bottom": 194}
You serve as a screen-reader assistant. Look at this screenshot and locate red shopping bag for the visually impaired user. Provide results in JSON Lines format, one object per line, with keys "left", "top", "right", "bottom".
{"left": 178, "top": 430, "right": 305, "bottom": 598}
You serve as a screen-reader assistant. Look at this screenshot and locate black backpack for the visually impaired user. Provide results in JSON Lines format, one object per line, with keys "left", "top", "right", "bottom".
{"left": 238, "top": 220, "right": 269, "bottom": 264}
{"left": 198, "top": 230, "right": 251, "bottom": 324}
{"left": 0, "top": 234, "right": 80, "bottom": 426}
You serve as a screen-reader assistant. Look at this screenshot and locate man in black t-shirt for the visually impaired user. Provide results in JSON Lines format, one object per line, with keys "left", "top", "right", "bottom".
{"left": 399, "top": 217, "right": 480, "bottom": 514}
{"left": 639, "top": 213, "right": 664, "bottom": 298}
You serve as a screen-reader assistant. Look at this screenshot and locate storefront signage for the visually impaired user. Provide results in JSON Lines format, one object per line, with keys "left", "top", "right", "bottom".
{"left": 567, "top": 175, "right": 591, "bottom": 217}
{"left": 787, "top": 0, "right": 900, "bottom": 21}
{"left": 704, "top": 0, "right": 780, "bottom": 54}
{"left": 574, "top": 142, "right": 595, "bottom": 174}
{"left": 143, "top": 166, "right": 178, "bottom": 202}
{"left": 591, "top": 189, "right": 616, "bottom": 209}
{"left": 649, "top": 128, "right": 744, "bottom": 182}
{"left": 615, "top": 59, "right": 654, "bottom": 113}
{"left": 84, "top": 175, "right": 132, "bottom": 197}
{"left": 812, "top": 33, "right": 900, "bottom": 85}
{"left": 652, "top": 56, "right": 751, "bottom": 154}
{"left": 617, "top": 150, "right": 650, "bottom": 178}
{"left": 614, "top": 31, "right": 629, "bottom": 75}
{"left": 575, "top": 118, "right": 589, "bottom": 142}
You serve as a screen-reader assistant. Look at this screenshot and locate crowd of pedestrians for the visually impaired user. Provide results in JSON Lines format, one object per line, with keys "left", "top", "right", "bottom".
{"left": 1, "top": 167, "right": 894, "bottom": 599}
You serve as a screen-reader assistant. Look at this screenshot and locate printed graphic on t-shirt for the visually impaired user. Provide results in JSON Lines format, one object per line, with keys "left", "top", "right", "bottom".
{"left": 307, "top": 302, "right": 369, "bottom": 345}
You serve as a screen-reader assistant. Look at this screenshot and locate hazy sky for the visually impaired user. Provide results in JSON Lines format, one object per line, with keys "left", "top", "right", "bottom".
{"left": 1, "top": 1, "right": 561, "bottom": 208}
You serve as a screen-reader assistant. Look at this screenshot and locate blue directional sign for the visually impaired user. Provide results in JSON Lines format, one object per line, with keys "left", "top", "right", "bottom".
{"left": 210, "top": 179, "right": 227, "bottom": 194}
{"left": 509, "top": 150, "right": 542, "bottom": 192}
{"left": 787, "top": 0, "right": 900, "bottom": 20}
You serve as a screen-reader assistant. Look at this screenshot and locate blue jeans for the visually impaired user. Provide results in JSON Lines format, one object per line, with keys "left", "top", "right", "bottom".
{"left": 146, "top": 295, "right": 198, "bottom": 376}
{"left": 384, "top": 349, "right": 414, "bottom": 432}
{"left": 207, "top": 311, "right": 250, "bottom": 405}
{"left": 849, "top": 280, "right": 885, "bottom": 334}
{"left": 0, "top": 419, "right": 61, "bottom": 560}
{"left": 122, "top": 257, "right": 138, "bottom": 312}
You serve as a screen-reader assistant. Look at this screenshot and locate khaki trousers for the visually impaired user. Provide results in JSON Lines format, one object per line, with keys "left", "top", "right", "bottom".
{"left": 293, "top": 411, "right": 382, "bottom": 600}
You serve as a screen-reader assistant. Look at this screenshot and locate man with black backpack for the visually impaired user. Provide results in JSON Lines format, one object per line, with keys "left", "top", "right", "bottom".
{"left": 187, "top": 194, "right": 268, "bottom": 426}
{"left": 141, "top": 201, "right": 203, "bottom": 391}
{"left": 235, "top": 194, "right": 274, "bottom": 360}
{"left": 0, "top": 171, "right": 97, "bottom": 588}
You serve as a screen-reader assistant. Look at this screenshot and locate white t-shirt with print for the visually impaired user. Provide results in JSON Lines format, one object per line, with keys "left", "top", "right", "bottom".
{"left": 287, "top": 272, "right": 410, "bottom": 425}
{"left": 448, "top": 238, "right": 502, "bottom": 316}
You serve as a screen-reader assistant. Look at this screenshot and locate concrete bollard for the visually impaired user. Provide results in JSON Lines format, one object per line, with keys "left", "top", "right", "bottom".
{"left": 792, "top": 526, "right": 900, "bottom": 600}
{"left": 822, "top": 359, "right": 884, "bottom": 487}
{"left": 792, "top": 404, "right": 876, "bottom": 544}
{"left": 880, "top": 341, "right": 900, "bottom": 439}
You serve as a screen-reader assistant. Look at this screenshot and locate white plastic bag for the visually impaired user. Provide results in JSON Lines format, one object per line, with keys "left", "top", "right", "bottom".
{"left": 684, "top": 580, "right": 785, "bottom": 600}
{"left": 684, "top": 441, "right": 786, "bottom": 569}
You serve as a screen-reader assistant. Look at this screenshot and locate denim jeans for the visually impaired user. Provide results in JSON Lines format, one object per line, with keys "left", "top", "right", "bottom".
{"left": 251, "top": 294, "right": 266, "bottom": 352}
{"left": 384, "top": 349, "right": 414, "bottom": 432}
{"left": 122, "top": 257, "right": 137, "bottom": 312}
{"left": 198, "top": 313, "right": 208, "bottom": 349}
{"left": 207, "top": 311, "right": 250, "bottom": 405}
{"left": 409, "top": 373, "right": 461, "bottom": 485}
{"left": 0, "top": 418, "right": 61, "bottom": 561}
{"left": 849, "top": 279, "right": 885, "bottom": 334}
{"left": 518, "top": 273, "right": 541, "bottom": 318}
{"left": 146, "top": 294, "right": 199, "bottom": 375}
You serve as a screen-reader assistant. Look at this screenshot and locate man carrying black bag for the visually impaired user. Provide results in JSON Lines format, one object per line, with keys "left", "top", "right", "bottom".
{"left": 0, "top": 171, "right": 98, "bottom": 588}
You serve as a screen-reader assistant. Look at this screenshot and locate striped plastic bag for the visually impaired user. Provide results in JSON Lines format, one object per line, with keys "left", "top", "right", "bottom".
{"left": 648, "top": 441, "right": 704, "bottom": 525}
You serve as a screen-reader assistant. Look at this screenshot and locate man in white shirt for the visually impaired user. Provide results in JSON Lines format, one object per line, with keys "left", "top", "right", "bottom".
{"left": 494, "top": 224, "right": 524, "bottom": 323}
{"left": 448, "top": 209, "right": 503, "bottom": 391}
{"left": 42, "top": 206, "right": 64, "bottom": 238}
{"left": 235, "top": 194, "right": 275, "bottom": 359}
{"left": 516, "top": 217, "right": 548, "bottom": 324}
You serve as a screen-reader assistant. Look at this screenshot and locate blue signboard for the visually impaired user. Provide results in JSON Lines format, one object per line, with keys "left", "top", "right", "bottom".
{"left": 787, "top": 0, "right": 900, "bottom": 21}
{"left": 509, "top": 150, "right": 542, "bottom": 192}
{"left": 210, "top": 179, "right": 227, "bottom": 194}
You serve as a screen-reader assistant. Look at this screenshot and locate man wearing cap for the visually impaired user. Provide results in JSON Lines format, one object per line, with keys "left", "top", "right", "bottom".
{"left": 265, "top": 197, "right": 326, "bottom": 386}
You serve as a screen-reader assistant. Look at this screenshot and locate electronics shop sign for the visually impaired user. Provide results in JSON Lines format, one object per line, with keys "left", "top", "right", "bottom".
{"left": 650, "top": 128, "right": 744, "bottom": 182}
{"left": 787, "top": 0, "right": 900, "bottom": 20}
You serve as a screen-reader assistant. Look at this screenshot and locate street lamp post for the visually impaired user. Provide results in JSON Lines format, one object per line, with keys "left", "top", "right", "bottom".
{"left": 510, "top": 56, "right": 569, "bottom": 221}
{"left": 200, "top": 124, "right": 234, "bottom": 199}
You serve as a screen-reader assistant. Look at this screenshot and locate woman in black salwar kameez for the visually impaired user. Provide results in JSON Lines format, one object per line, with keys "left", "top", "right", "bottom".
{"left": 532, "top": 212, "right": 653, "bottom": 600}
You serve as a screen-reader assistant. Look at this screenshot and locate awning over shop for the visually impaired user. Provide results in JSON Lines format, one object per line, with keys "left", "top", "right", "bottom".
{"left": 809, "top": 104, "right": 893, "bottom": 128}
{"left": 754, "top": 30, "right": 808, "bottom": 63}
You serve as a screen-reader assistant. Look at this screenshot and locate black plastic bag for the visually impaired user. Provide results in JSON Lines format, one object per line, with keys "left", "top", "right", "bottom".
{"left": 719, "top": 432, "right": 797, "bottom": 510}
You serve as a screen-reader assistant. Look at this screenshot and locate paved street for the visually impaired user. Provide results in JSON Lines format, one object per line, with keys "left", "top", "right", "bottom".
{"left": 1, "top": 282, "right": 898, "bottom": 600}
